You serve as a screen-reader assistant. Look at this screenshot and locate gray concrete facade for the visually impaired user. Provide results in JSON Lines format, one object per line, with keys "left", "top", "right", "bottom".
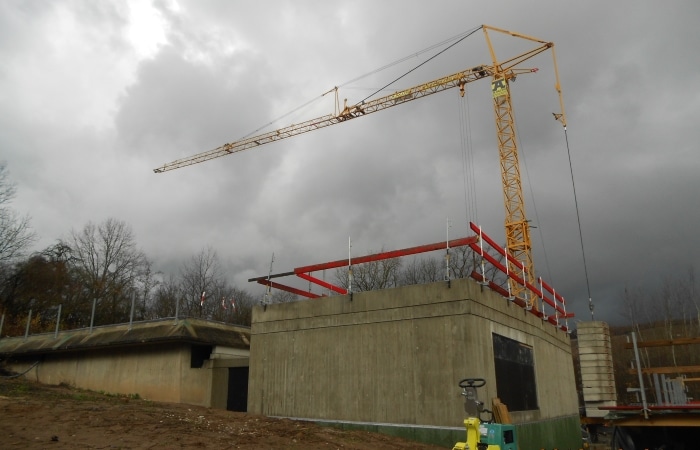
{"left": 0, "top": 318, "right": 250, "bottom": 409}
{"left": 248, "top": 277, "right": 578, "bottom": 431}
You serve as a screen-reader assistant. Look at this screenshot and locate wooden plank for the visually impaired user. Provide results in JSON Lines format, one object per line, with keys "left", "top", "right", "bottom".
{"left": 623, "top": 336, "right": 700, "bottom": 349}
{"left": 491, "top": 398, "right": 512, "bottom": 424}
{"left": 627, "top": 365, "right": 700, "bottom": 375}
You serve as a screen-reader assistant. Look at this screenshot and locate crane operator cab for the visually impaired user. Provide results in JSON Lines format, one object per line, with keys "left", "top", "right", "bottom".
{"left": 452, "top": 378, "right": 517, "bottom": 450}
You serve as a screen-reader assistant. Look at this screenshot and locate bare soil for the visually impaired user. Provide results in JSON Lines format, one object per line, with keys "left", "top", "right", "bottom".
{"left": 0, "top": 377, "right": 446, "bottom": 449}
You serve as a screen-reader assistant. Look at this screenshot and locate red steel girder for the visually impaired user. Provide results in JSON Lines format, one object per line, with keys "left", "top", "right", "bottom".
{"left": 297, "top": 272, "right": 347, "bottom": 295}
{"left": 294, "top": 236, "right": 478, "bottom": 274}
{"left": 255, "top": 279, "right": 322, "bottom": 299}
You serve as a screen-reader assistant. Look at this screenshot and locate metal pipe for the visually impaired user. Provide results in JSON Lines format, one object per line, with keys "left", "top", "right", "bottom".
{"left": 129, "top": 292, "right": 136, "bottom": 331}
{"left": 445, "top": 218, "right": 451, "bottom": 284}
{"left": 89, "top": 298, "right": 97, "bottom": 333}
{"left": 24, "top": 309, "right": 32, "bottom": 340}
{"left": 347, "top": 237, "right": 353, "bottom": 296}
{"left": 631, "top": 332, "right": 649, "bottom": 418}
{"left": 173, "top": 296, "right": 180, "bottom": 325}
{"left": 54, "top": 304, "right": 62, "bottom": 338}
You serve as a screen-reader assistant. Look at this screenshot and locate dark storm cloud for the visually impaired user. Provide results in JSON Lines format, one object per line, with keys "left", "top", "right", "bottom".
{"left": 2, "top": 0, "right": 699, "bottom": 325}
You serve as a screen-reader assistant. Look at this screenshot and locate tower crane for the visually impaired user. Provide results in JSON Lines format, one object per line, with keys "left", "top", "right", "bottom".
{"left": 154, "top": 25, "right": 567, "bottom": 307}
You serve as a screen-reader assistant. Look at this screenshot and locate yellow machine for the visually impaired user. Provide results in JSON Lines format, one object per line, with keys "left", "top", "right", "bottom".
{"left": 453, "top": 378, "right": 517, "bottom": 450}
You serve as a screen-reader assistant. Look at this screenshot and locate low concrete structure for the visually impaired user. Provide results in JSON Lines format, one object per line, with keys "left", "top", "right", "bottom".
{"left": 248, "top": 277, "right": 580, "bottom": 448}
{"left": 0, "top": 318, "right": 250, "bottom": 411}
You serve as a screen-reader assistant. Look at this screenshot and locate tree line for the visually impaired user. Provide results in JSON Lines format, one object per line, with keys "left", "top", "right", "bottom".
{"left": 0, "top": 162, "right": 507, "bottom": 337}
{"left": 0, "top": 217, "right": 263, "bottom": 336}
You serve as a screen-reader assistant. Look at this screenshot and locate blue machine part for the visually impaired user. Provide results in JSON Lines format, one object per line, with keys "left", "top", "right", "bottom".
{"left": 481, "top": 423, "right": 517, "bottom": 449}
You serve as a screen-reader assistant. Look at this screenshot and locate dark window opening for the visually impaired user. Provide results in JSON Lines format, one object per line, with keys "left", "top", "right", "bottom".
{"left": 227, "top": 367, "right": 249, "bottom": 412}
{"left": 492, "top": 333, "right": 538, "bottom": 411}
{"left": 190, "top": 344, "right": 212, "bottom": 368}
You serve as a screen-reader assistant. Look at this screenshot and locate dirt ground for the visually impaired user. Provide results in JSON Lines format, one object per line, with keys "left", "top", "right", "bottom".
{"left": 0, "top": 377, "right": 447, "bottom": 450}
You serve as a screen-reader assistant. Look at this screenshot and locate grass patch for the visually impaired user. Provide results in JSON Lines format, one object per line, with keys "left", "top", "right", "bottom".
{"left": 0, "top": 377, "right": 143, "bottom": 404}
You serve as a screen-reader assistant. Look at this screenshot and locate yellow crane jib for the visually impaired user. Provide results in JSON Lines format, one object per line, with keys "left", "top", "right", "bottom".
{"left": 154, "top": 25, "right": 568, "bottom": 309}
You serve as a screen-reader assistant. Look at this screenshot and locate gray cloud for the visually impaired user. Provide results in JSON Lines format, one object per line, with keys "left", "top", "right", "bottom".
{"left": 2, "top": 0, "right": 699, "bottom": 326}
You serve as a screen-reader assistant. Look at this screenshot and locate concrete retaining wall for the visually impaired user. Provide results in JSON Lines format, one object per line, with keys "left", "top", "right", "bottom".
{"left": 9, "top": 343, "right": 224, "bottom": 407}
{"left": 1, "top": 319, "right": 251, "bottom": 409}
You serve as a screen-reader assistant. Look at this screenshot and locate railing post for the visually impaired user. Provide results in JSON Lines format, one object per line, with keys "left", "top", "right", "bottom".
{"left": 24, "top": 309, "right": 32, "bottom": 340}
{"left": 54, "top": 304, "right": 62, "bottom": 338}
{"left": 89, "top": 298, "right": 97, "bottom": 333}
{"left": 632, "top": 332, "right": 649, "bottom": 419}
{"left": 173, "top": 297, "right": 180, "bottom": 325}
{"left": 129, "top": 292, "right": 136, "bottom": 331}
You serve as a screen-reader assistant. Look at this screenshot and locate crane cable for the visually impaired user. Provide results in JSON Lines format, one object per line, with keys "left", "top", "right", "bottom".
{"left": 508, "top": 105, "right": 554, "bottom": 287}
{"left": 240, "top": 26, "right": 483, "bottom": 141}
{"left": 457, "top": 89, "right": 478, "bottom": 228}
{"left": 358, "top": 26, "right": 483, "bottom": 105}
{"left": 564, "top": 127, "right": 594, "bottom": 320}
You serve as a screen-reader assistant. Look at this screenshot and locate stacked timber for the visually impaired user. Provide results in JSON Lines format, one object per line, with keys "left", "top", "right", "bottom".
{"left": 577, "top": 321, "right": 617, "bottom": 418}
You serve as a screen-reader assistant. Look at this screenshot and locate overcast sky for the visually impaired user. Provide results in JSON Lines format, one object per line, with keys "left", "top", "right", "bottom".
{"left": 2, "top": 1, "right": 698, "bottom": 326}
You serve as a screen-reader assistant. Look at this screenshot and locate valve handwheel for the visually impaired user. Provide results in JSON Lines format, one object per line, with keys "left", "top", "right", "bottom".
{"left": 459, "top": 378, "right": 486, "bottom": 388}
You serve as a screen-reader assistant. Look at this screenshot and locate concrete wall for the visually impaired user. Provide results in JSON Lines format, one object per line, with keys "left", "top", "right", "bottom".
{"left": 9, "top": 343, "right": 243, "bottom": 409}
{"left": 248, "top": 277, "right": 579, "bottom": 446}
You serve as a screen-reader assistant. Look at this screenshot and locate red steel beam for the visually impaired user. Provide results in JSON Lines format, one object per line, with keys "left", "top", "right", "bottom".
{"left": 470, "top": 270, "right": 568, "bottom": 331}
{"left": 255, "top": 279, "right": 322, "bottom": 299}
{"left": 294, "top": 236, "right": 478, "bottom": 274}
{"left": 297, "top": 272, "right": 347, "bottom": 295}
{"left": 470, "top": 222, "right": 571, "bottom": 317}
{"left": 470, "top": 222, "right": 524, "bottom": 270}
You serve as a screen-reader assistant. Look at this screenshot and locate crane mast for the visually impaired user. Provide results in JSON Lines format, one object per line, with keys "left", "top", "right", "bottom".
{"left": 154, "top": 25, "right": 567, "bottom": 309}
{"left": 481, "top": 25, "right": 566, "bottom": 306}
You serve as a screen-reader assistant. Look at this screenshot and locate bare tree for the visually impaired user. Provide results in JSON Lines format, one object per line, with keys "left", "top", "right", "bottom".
{"left": 685, "top": 266, "right": 699, "bottom": 329}
{"left": 208, "top": 286, "right": 256, "bottom": 325}
{"left": 334, "top": 251, "right": 402, "bottom": 292}
{"left": 149, "top": 274, "right": 180, "bottom": 319}
{"left": 178, "top": 246, "right": 226, "bottom": 317}
{"left": 272, "top": 290, "right": 300, "bottom": 303}
{"left": 619, "top": 285, "right": 652, "bottom": 368}
{"left": 135, "top": 259, "right": 160, "bottom": 320}
{"left": 400, "top": 256, "right": 442, "bottom": 286}
{"left": 0, "top": 163, "right": 36, "bottom": 266}
{"left": 65, "top": 218, "right": 148, "bottom": 325}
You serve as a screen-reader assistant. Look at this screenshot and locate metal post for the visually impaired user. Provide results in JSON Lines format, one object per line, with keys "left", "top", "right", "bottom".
{"left": 129, "top": 292, "right": 136, "bottom": 331}
{"left": 445, "top": 218, "right": 451, "bottom": 284}
{"left": 89, "top": 298, "right": 97, "bottom": 333}
{"left": 521, "top": 262, "right": 530, "bottom": 309}
{"left": 24, "top": 309, "right": 32, "bottom": 340}
{"left": 54, "top": 304, "right": 62, "bottom": 338}
{"left": 631, "top": 332, "right": 649, "bottom": 418}
{"left": 347, "top": 237, "right": 353, "bottom": 297}
{"left": 478, "top": 226, "right": 488, "bottom": 287}
{"left": 539, "top": 278, "right": 546, "bottom": 320}
{"left": 173, "top": 296, "right": 180, "bottom": 325}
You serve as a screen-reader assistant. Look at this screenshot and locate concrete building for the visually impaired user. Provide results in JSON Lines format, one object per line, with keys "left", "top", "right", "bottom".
{"left": 248, "top": 277, "right": 581, "bottom": 448}
{"left": 0, "top": 318, "right": 250, "bottom": 411}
